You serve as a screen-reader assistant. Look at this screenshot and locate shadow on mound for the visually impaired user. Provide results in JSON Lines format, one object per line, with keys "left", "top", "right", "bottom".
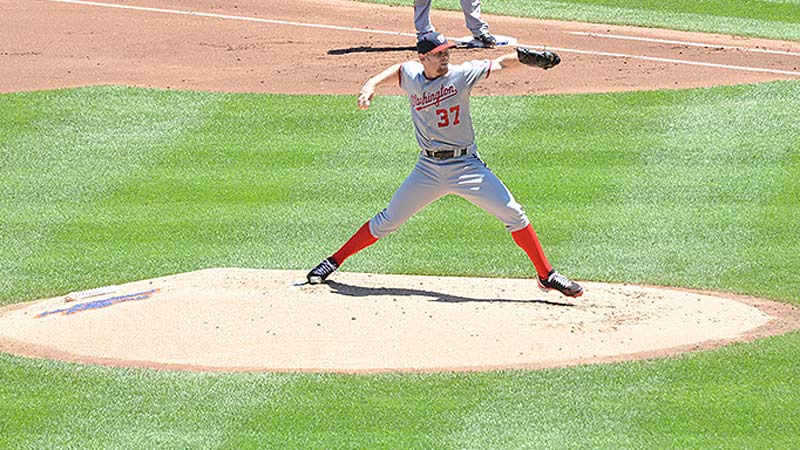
{"left": 327, "top": 280, "right": 575, "bottom": 307}
{"left": 1, "top": 268, "right": 797, "bottom": 373}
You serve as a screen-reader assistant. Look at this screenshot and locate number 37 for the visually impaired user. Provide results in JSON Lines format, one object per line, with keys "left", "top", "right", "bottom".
{"left": 435, "top": 105, "right": 461, "bottom": 128}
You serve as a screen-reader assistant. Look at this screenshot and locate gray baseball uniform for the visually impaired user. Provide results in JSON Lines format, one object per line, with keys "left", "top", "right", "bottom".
{"left": 368, "top": 59, "right": 530, "bottom": 238}
{"left": 414, "top": 0, "right": 489, "bottom": 38}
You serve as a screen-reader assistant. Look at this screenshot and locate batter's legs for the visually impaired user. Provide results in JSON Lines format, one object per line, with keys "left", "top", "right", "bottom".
{"left": 414, "top": 0, "right": 489, "bottom": 38}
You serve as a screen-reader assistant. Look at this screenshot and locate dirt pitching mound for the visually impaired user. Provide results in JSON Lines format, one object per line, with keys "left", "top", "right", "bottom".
{"left": 1, "top": 268, "right": 798, "bottom": 373}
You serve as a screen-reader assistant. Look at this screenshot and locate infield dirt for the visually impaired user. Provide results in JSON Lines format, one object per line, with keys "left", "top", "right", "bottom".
{"left": 2, "top": 0, "right": 799, "bottom": 95}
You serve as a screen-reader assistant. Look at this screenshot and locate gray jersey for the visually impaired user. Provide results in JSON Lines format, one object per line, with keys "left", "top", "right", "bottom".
{"left": 399, "top": 60, "right": 492, "bottom": 154}
{"left": 368, "top": 58, "right": 528, "bottom": 239}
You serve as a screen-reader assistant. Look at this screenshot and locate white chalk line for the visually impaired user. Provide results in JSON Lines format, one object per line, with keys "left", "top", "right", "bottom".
{"left": 570, "top": 31, "right": 800, "bottom": 58}
{"left": 543, "top": 46, "right": 800, "bottom": 77}
{"left": 48, "top": 0, "right": 800, "bottom": 77}
{"left": 48, "top": 0, "right": 417, "bottom": 37}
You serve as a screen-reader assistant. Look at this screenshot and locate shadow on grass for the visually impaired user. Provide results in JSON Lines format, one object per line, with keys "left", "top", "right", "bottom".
{"left": 326, "top": 280, "right": 575, "bottom": 307}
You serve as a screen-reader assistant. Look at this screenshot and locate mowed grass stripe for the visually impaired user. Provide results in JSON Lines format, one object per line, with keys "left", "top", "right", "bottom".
{"left": 2, "top": 84, "right": 800, "bottom": 302}
{"left": 0, "top": 88, "right": 223, "bottom": 301}
{"left": 2, "top": 330, "right": 799, "bottom": 448}
{"left": 753, "top": 126, "right": 800, "bottom": 301}
{"left": 82, "top": 93, "right": 419, "bottom": 276}
{"left": 358, "top": 0, "right": 800, "bottom": 41}
{"left": 1, "top": 83, "right": 799, "bottom": 448}
{"left": 547, "top": 83, "right": 800, "bottom": 298}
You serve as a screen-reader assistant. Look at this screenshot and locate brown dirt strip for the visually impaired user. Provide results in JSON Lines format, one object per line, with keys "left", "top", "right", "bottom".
{"left": 2, "top": 0, "right": 799, "bottom": 95}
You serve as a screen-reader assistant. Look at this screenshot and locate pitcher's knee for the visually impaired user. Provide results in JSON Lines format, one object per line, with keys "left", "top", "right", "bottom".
{"left": 499, "top": 204, "right": 529, "bottom": 232}
{"left": 506, "top": 216, "right": 530, "bottom": 232}
{"left": 369, "top": 209, "right": 402, "bottom": 239}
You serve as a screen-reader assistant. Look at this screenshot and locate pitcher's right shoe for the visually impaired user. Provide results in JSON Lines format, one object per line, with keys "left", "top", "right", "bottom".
{"left": 307, "top": 257, "right": 339, "bottom": 284}
{"left": 537, "top": 270, "right": 584, "bottom": 298}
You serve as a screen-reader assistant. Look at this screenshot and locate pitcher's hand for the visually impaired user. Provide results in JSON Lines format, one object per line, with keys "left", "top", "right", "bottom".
{"left": 358, "top": 84, "right": 376, "bottom": 110}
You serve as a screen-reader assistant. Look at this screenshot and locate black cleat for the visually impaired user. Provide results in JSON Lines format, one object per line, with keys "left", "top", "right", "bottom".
{"left": 537, "top": 270, "right": 584, "bottom": 298}
{"left": 476, "top": 32, "right": 497, "bottom": 48}
{"left": 307, "top": 257, "right": 339, "bottom": 284}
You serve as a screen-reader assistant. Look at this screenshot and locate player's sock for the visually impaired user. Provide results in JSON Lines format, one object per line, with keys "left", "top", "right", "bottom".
{"left": 511, "top": 224, "right": 553, "bottom": 279}
{"left": 331, "top": 221, "right": 379, "bottom": 265}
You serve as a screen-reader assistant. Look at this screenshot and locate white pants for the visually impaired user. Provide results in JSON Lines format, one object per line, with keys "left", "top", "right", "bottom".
{"left": 414, "top": 0, "right": 489, "bottom": 37}
{"left": 369, "top": 153, "right": 529, "bottom": 238}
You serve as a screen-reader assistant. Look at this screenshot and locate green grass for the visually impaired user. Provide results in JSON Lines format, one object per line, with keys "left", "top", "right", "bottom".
{"left": 360, "top": 0, "right": 800, "bottom": 41}
{"left": 2, "top": 84, "right": 798, "bottom": 303}
{"left": 2, "top": 335, "right": 799, "bottom": 448}
{"left": 1, "top": 84, "right": 799, "bottom": 448}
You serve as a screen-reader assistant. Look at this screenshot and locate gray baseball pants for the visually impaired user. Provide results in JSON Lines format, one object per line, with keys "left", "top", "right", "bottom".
{"left": 369, "top": 153, "right": 529, "bottom": 238}
{"left": 414, "top": 0, "right": 489, "bottom": 38}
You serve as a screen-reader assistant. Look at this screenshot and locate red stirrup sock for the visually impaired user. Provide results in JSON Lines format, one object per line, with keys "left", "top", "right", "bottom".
{"left": 511, "top": 224, "right": 553, "bottom": 279}
{"left": 331, "top": 221, "right": 379, "bottom": 266}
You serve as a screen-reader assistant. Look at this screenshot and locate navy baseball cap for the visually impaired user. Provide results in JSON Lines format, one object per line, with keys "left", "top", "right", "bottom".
{"left": 417, "top": 32, "right": 456, "bottom": 54}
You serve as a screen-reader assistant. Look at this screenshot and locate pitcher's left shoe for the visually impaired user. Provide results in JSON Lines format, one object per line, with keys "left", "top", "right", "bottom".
{"left": 537, "top": 270, "right": 584, "bottom": 298}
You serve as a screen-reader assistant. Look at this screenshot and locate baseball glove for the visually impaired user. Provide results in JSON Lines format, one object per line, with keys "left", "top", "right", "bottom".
{"left": 516, "top": 48, "right": 561, "bottom": 70}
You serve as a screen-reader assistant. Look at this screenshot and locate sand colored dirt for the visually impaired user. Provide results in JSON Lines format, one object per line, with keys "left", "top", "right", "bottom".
{"left": 1, "top": 269, "right": 799, "bottom": 373}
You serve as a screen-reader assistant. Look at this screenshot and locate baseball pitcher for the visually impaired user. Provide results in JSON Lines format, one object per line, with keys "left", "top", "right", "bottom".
{"left": 308, "top": 32, "right": 581, "bottom": 298}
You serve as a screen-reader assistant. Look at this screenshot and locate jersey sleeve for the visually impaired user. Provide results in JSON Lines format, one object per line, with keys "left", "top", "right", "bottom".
{"left": 398, "top": 64, "right": 405, "bottom": 88}
{"left": 398, "top": 62, "right": 421, "bottom": 93}
{"left": 462, "top": 60, "right": 492, "bottom": 88}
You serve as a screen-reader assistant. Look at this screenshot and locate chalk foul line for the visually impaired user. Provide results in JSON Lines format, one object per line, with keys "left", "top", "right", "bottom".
{"left": 48, "top": 0, "right": 800, "bottom": 77}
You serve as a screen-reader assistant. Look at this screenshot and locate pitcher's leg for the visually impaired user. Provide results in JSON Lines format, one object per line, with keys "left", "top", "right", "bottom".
{"left": 308, "top": 159, "right": 443, "bottom": 284}
{"left": 370, "top": 158, "right": 446, "bottom": 238}
{"left": 511, "top": 224, "right": 552, "bottom": 279}
{"left": 308, "top": 221, "right": 379, "bottom": 284}
{"left": 453, "top": 156, "right": 551, "bottom": 278}
{"left": 453, "top": 157, "right": 528, "bottom": 232}
{"left": 331, "top": 222, "right": 378, "bottom": 266}
{"left": 452, "top": 157, "right": 583, "bottom": 297}
{"left": 414, "top": 0, "right": 436, "bottom": 36}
